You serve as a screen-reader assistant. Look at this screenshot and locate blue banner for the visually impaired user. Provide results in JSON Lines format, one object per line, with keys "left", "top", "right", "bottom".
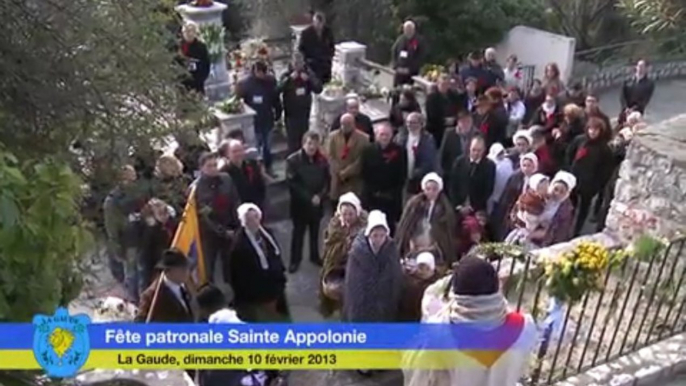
{"left": 1, "top": 323, "right": 527, "bottom": 351}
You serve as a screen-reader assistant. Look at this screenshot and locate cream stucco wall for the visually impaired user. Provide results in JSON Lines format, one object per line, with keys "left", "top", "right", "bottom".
{"left": 496, "top": 25, "right": 576, "bottom": 83}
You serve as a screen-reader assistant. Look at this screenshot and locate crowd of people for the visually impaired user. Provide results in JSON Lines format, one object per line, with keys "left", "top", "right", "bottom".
{"left": 102, "top": 11, "right": 656, "bottom": 386}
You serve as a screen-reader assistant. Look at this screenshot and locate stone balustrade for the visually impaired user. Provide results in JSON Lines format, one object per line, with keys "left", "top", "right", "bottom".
{"left": 573, "top": 60, "right": 686, "bottom": 93}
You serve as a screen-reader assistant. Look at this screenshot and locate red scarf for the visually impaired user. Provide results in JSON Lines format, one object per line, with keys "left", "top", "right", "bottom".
{"left": 574, "top": 146, "right": 588, "bottom": 162}
{"left": 341, "top": 143, "right": 351, "bottom": 160}
{"left": 213, "top": 194, "right": 229, "bottom": 214}
{"left": 479, "top": 119, "right": 490, "bottom": 136}
{"left": 181, "top": 42, "right": 190, "bottom": 56}
{"left": 545, "top": 112, "right": 556, "bottom": 127}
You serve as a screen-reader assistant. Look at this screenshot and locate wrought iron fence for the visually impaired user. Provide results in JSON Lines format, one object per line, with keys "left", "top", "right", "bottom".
{"left": 494, "top": 237, "right": 686, "bottom": 385}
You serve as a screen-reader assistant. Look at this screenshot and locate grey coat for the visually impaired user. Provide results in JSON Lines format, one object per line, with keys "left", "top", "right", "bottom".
{"left": 342, "top": 232, "right": 403, "bottom": 322}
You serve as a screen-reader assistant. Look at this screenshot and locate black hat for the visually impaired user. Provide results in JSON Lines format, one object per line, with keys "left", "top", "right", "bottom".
{"left": 196, "top": 284, "right": 227, "bottom": 310}
{"left": 157, "top": 249, "right": 190, "bottom": 270}
{"left": 452, "top": 256, "right": 499, "bottom": 296}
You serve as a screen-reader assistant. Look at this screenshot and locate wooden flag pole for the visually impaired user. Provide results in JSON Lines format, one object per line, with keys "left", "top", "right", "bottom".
{"left": 145, "top": 272, "right": 165, "bottom": 323}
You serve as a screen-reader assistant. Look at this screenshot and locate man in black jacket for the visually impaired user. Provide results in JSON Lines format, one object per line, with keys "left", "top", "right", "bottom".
{"left": 195, "top": 152, "right": 242, "bottom": 284}
{"left": 330, "top": 97, "right": 375, "bottom": 140}
{"left": 361, "top": 123, "right": 407, "bottom": 234}
{"left": 425, "top": 74, "right": 465, "bottom": 146}
{"left": 237, "top": 61, "right": 282, "bottom": 174}
{"left": 391, "top": 20, "right": 425, "bottom": 87}
{"left": 219, "top": 139, "right": 266, "bottom": 210}
{"left": 621, "top": 59, "right": 655, "bottom": 115}
{"left": 298, "top": 12, "right": 335, "bottom": 84}
{"left": 178, "top": 22, "right": 211, "bottom": 95}
{"left": 286, "top": 131, "right": 330, "bottom": 273}
{"left": 278, "top": 53, "right": 323, "bottom": 153}
{"left": 448, "top": 135, "right": 496, "bottom": 213}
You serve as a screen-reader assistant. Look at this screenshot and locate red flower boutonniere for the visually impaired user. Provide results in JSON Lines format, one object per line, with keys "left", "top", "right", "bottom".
{"left": 181, "top": 42, "right": 190, "bottom": 57}
{"left": 245, "top": 164, "right": 254, "bottom": 183}
{"left": 480, "top": 122, "right": 489, "bottom": 135}
{"left": 575, "top": 146, "right": 589, "bottom": 161}
{"left": 409, "top": 39, "right": 418, "bottom": 50}
{"left": 515, "top": 69, "right": 522, "bottom": 79}
{"left": 383, "top": 149, "right": 399, "bottom": 163}
{"left": 341, "top": 143, "right": 351, "bottom": 160}
{"left": 213, "top": 195, "right": 229, "bottom": 213}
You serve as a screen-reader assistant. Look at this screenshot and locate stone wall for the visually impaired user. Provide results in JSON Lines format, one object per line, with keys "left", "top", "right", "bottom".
{"left": 606, "top": 114, "right": 686, "bottom": 243}
{"left": 572, "top": 60, "right": 686, "bottom": 93}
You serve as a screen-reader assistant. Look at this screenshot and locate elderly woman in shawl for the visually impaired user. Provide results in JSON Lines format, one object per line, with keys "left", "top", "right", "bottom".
{"left": 405, "top": 256, "right": 538, "bottom": 386}
{"left": 397, "top": 172, "right": 456, "bottom": 266}
{"left": 535, "top": 171, "right": 576, "bottom": 246}
{"left": 229, "top": 203, "right": 290, "bottom": 322}
{"left": 490, "top": 152, "right": 539, "bottom": 241}
{"left": 319, "top": 192, "right": 368, "bottom": 317}
{"left": 505, "top": 173, "right": 549, "bottom": 249}
{"left": 343, "top": 210, "right": 403, "bottom": 324}
{"left": 398, "top": 252, "right": 440, "bottom": 322}
{"left": 487, "top": 143, "right": 514, "bottom": 215}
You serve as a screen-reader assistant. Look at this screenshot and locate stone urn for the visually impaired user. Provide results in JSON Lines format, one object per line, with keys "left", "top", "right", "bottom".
{"left": 176, "top": 2, "right": 230, "bottom": 102}
{"left": 211, "top": 103, "right": 257, "bottom": 148}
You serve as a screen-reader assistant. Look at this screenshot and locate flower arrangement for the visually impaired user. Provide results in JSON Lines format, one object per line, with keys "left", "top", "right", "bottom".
{"left": 323, "top": 76, "right": 346, "bottom": 96}
{"left": 215, "top": 96, "right": 244, "bottom": 115}
{"left": 421, "top": 64, "right": 447, "bottom": 82}
{"left": 544, "top": 241, "right": 626, "bottom": 304}
{"left": 190, "top": 0, "right": 213, "bottom": 7}
{"left": 359, "top": 83, "right": 388, "bottom": 100}
{"left": 240, "top": 38, "right": 271, "bottom": 67}
{"left": 626, "top": 234, "right": 668, "bottom": 261}
{"left": 471, "top": 242, "right": 526, "bottom": 262}
{"left": 199, "top": 23, "right": 225, "bottom": 63}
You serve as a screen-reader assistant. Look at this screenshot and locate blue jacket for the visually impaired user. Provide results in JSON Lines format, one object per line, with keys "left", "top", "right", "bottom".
{"left": 237, "top": 75, "right": 282, "bottom": 130}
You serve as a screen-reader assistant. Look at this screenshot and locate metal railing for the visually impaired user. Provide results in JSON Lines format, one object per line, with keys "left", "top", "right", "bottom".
{"left": 495, "top": 236, "right": 686, "bottom": 385}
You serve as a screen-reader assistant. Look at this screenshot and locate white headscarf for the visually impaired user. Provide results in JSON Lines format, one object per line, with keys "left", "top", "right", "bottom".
{"left": 513, "top": 129, "right": 533, "bottom": 146}
{"left": 236, "top": 203, "right": 280, "bottom": 269}
{"left": 208, "top": 308, "right": 243, "bottom": 324}
{"left": 365, "top": 210, "right": 390, "bottom": 236}
{"left": 421, "top": 172, "right": 444, "bottom": 192}
{"left": 550, "top": 171, "right": 577, "bottom": 193}
{"left": 237, "top": 203, "right": 262, "bottom": 227}
{"left": 488, "top": 143, "right": 506, "bottom": 162}
{"left": 528, "top": 173, "right": 549, "bottom": 191}
{"left": 416, "top": 252, "right": 436, "bottom": 272}
{"left": 337, "top": 192, "right": 362, "bottom": 215}
{"left": 520, "top": 152, "right": 539, "bottom": 170}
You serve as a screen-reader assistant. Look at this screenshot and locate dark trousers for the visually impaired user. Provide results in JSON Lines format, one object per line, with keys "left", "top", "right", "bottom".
{"left": 573, "top": 191, "right": 595, "bottom": 236}
{"left": 285, "top": 113, "right": 310, "bottom": 154}
{"left": 365, "top": 193, "right": 402, "bottom": 236}
{"left": 255, "top": 123, "right": 273, "bottom": 170}
{"left": 290, "top": 213, "right": 322, "bottom": 265}
{"left": 393, "top": 72, "right": 416, "bottom": 87}
{"left": 203, "top": 236, "right": 232, "bottom": 284}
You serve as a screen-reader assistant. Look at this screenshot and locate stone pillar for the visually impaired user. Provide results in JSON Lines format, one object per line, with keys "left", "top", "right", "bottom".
{"left": 606, "top": 115, "right": 686, "bottom": 243}
{"left": 176, "top": 3, "right": 231, "bottom": 102}
{"left": 333, "top": 41, "right": 367, "bottom": 91}
{"left": 212, "top": 104, "right": 257, "bottom": 148}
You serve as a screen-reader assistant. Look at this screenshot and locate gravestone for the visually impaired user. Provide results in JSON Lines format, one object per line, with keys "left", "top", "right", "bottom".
{"left": 176, "top": 3, "right": 231, "bottom": 102}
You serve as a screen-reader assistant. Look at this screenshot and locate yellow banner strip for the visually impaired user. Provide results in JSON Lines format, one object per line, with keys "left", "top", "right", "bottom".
{"left": 0, "top": 349, "right": 522, "bottom": 370}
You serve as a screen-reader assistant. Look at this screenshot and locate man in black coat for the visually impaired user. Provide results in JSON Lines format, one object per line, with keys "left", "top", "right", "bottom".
{"left": 361, "top": 123, "right": 407, "bottom": 234}
{"left": 330, "top": 97, "right": 375, "bottom": 141}
{"left": 621, "top": 59, "right": 655, "bottom": 115}
{"left": 298, "top": 12, "right": 335, "bottom": 84}
{"left": 219, "top": 139, "right": 266, "bottom": 210}
{"left": 178, "top": 22, "right": 211, "bottom": 95}
{"left": 278, "top": 53, "right": 323, "bottom": 153}
{"left": 425, "top": 74, "right": 465, "bottom": 146}
{"left": 286, "top": 131, "right": 331, "bottom": 273}
{"left": 391, "top": 20, "right": 425, "bottom": 87}
{"left": 195, "top": 152, "right": 242, "bottom": 283}
{"left": 448, "top": 135, "right": 496, "bottom": 213}
{"left": 237, "top": 61, "right": 282, "bottom": 174}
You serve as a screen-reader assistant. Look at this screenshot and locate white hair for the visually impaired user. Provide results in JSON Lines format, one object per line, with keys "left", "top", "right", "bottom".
{"left": 403, "top": 20, "right": 416, "bottom": 29}
{"left": 182, "top": 21, "right": 200, "bottom": 35}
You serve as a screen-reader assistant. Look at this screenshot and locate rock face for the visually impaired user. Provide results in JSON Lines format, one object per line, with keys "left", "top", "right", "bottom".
{"left": 606, "top": 115, "right": 686, "bottom": 242}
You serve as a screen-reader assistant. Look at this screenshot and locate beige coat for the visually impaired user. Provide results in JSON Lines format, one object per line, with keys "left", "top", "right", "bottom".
{"left": 327, "top": 129, "right": 369, "bottom": 200}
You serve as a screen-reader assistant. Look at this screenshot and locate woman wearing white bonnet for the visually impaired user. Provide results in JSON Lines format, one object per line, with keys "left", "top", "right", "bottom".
{"left": 343, "top": 210, "right": 403, "bottom": 326}
{"left": 487, "top": 143, "right": 514, "bottom": 215}
{"left": 527, "top": 173, "right": 549, "bottom": 196}
{"left": 489, "top": 151, "right": 539, "bottom": 241}
{"left": 398, "top": 251, "right": 439, "bottom": 322}
{"left": 320, "top": 192, "right": 368, "bottom": 317}
{"left": 229, "top": 203, "right": 290, "bottom": 322}
{"left": 511, "top": 129, "right": 534, "bottom": 166}
{"left": 397, "top": 172, "right": 457, "bottom": 264}
{"left": 535, "top": 171, "right": 576, "bottom": 246}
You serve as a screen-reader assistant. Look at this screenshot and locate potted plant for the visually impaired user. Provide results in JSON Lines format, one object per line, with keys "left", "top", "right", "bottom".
{"left": 190, "top": 0, "right": 213, "bottom": 7}
{"left": 215, "top": 96, "right": 244, "bottom": 115}
{"left": 199, "top": 23, "right": 225, "bottom": 63}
